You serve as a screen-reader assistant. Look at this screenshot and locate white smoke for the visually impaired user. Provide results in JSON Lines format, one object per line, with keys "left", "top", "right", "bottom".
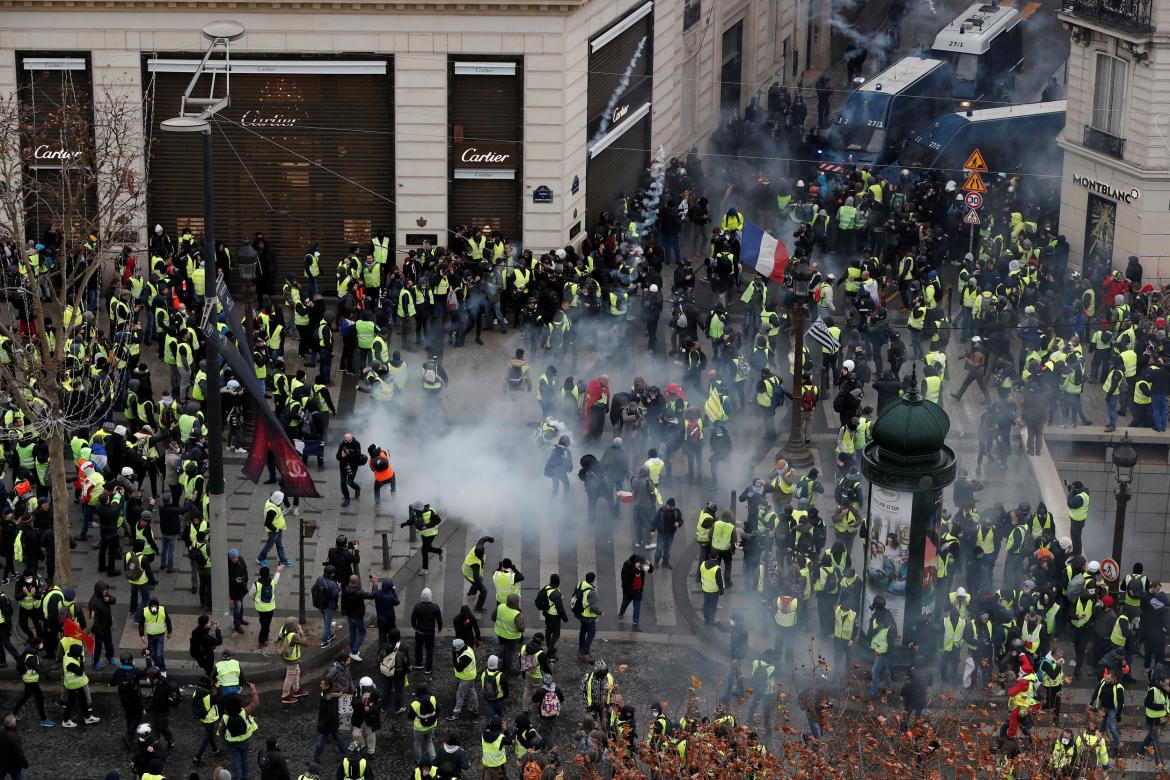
{"left": 589, "top": 36, "right": 648, "bottom": 147}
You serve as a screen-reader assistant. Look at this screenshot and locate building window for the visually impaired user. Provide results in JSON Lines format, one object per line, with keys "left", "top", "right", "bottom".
{"left": 684, "top": 0, "right": 701, "bottom": 31}
{"left": 1092, "top": 53, "right": 1126, "bottom": 137}
{"left": 682, "top": 55, "right": 697, "bottom": 134}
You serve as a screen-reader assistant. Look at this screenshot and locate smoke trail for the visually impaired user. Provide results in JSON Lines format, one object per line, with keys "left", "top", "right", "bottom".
{"left": 621, "top": 145, "right": 667, "bottom": 257}
{"left": 589, "top": 36, "right": 648, "bottom": 147}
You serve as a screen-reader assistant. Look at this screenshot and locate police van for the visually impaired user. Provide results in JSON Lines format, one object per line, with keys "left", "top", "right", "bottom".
{"left": 892, "top": 100, "right": 1065, "bottom": 183}
{"left": 931, "top": 2, "right": 1024, "bottom": 101}
{"left": 821, "top": 57, "right": 954, "bottom": 170}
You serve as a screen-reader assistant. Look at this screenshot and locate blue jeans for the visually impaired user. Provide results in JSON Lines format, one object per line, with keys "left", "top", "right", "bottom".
{"left": 348, "top": 616, "right": 367, "bottom": 655}
{"left": 664, "top": 233, "right": 682, "bottom": 264}
{"left": 147, "top": 635, "right": 166, "bottom": 671}
{"left": 319, "top": 347, "right": 334, "bottom": 384}
{"left": 579, "top": 619, "right": 597, "bottom": 654}
{"left": 195, "top": 720, "right": 218, "bottom": 759}
{"left": 129, "top": 583, "right": 151, "bottom": 621}
{"left": 228, "top": 741, "right": 250, "bottom": 779}
{"left": 231, "top": 599, "right": 245, "bottom": 630}
{"left": 870, "top": 654, "right": 892, "bottom": 700}
{"left": 160, "top": 535, "right": 178, "bottom": 570}
{"left": 702, "top": 592, "right": 719, "bottom": 624}
{"left": 1107, "top": 395, "right": 1119, "bottom": 428}
{"left": 618, "top": 594, "right": 642, "bottom": 625}
{"left": 1102, "top": 708, "right": 1120, "bottom": 753}
{"left": 258, "top": 530, "right": 287, "bottom": 563}
{"left": 654, "top": 533, "right": 676, "bottom": 567}
{"left": 321, "top": 609, "right": 335, "bottom": 643}
{"left": 1153, "top": 394, "right": 1168, "bottom": 431}
{"left": 314, "top": 730, "right": 346, "bottom": 763}
{"left": 80, "top": 505, "right": 98, "bottom": 539}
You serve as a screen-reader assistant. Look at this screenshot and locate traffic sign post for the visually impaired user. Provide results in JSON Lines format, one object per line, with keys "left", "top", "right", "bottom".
{"left": 963, "top": 148, "right": 988, "bottom": 172}
{"left": 963, "top": 150, "right": 989, "bottom": 257}
{"left": 963, "top": 210, "right": 981, "bottom": 225}
{"left": 964, "top": 192, "right": 984, "bottom": 210}
{"left": 962, "top": 171, "right": 986, "bottom": 193}
{"left": 1101, "top": 558, "right": 1120, "bottom": 583}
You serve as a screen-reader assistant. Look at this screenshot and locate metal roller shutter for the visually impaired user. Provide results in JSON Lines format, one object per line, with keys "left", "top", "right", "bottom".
{"left": 143, "top": 56, "right": 394, "bottom": 292}
{"left": 585, "top": 115, "right": 650, "bottom": 232}
{"left": 449, "top": 62, "right": 522, "bottom": 243}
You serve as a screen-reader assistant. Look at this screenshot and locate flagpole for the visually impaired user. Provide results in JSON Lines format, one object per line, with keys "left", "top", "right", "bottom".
{"left": 783, "top": 258, "right": 815, "bottom": 468}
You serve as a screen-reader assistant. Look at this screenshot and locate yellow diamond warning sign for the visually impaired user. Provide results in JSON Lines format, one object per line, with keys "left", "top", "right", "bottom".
{"left": 963, "top": 148, "right": 988, "bottom": 172}
{"left": 962, "top": 172, "right": 986, "bottom": 193}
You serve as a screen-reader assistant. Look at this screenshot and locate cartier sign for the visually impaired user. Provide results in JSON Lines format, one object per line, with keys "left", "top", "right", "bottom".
{"left": 453, "top": 141, "right": 517, "bottom": 170}
{"left": 34, "top": 145, "right": 82, "bottom": 161}
{"left": 611, "top": 103, "right": 630, "bottom": 125}
{"left": 240, "top": 110, "right": 299, "bottom": 128}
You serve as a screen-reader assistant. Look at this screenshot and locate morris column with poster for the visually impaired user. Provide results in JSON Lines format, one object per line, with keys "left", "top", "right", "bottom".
{"left": 860, "top": 377, "right": 955, "bottom": 654}
{"left": 449, "top": 59, "right": 523, "bottom": 246}
{"left": 585, "top": 1, "right": 654, "bottom": 233}
{"left": 144, "top": 56, "right": 394, "bottom": 290}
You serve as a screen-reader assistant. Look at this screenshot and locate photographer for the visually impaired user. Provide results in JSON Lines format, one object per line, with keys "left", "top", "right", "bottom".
{"left": 328, "top": 535, "right": 360, "bottom": 585}
{"left": 189, "top": 614, "right": 223, "bottom": 677}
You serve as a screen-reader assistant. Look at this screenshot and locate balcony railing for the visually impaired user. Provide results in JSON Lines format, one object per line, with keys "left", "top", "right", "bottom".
{"left": 1062, "top": 0, "right": 1153, "bottom": 34}
{"left": 1084, "top": 126, "right": 1126, "bottom": 159}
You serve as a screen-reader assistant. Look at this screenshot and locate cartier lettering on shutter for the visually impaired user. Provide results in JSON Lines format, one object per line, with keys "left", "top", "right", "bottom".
{"left": 585, "top": 7, "right": 654, "bottom": 234}
{"left": 143, "top": 55, "right": 394, "bottom": 291}
{"left": 449, "top": 58, "right": 523, "bottom": 242}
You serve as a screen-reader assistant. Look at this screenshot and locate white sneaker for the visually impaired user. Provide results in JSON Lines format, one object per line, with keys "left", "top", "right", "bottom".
{"left": 420, "top": 569, "right": 429, "bottom": 575}
{"left": 61, "top": 720, "right": 78, "bottom": 728}
{"left": 644, "top": 542, "right": 656, "bottom": 550}
{"left": 350, "top": 653, "right": 363, "bottom": 662}
{"left": 84, "top": 715, "right": 101, "bottom": 724}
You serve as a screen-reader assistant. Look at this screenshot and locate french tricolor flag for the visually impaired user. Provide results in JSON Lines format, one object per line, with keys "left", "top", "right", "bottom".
{"left": 740, "top": 221, "right": 789, "bottom": 282}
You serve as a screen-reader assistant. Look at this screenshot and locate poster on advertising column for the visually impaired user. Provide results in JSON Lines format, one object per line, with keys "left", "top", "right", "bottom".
{"left": 865, "top": 485, "right": 913, "bottom": 640}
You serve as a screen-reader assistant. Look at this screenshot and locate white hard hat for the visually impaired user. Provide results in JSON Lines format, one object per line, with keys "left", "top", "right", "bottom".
{"left": 842, "top": 360, "right": 855, "bottom": 372}
{"left": 1088, "top": 560, "right": 1101, "bottom": 573}
{"left": 359, "top": 676, "right": 374, "bottom": 688}
{"left": 796, "top": 180, "right": 805, "bottom": 188}
{"left": 270, "top": 490, "right": 285, "bottom": 504}
{"left": 649, "top": 284, "right": 658, "bottom": 293}
{"left": 137, "top": 723, "right": 153, "bottom": 738}
{"left": 154, "top": 224, "right": 163, "bottom": 234}
{"left": 121, "top": 466, "right": 135, "bottom": 477}
{"left": 227, "top": 380, "right": 241, "bottom": 391}
{"left": 954, "top": 587, "right": 968, "bottom": 599}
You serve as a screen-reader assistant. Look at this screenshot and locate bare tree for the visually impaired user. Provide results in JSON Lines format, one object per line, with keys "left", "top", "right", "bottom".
{"left": 0, "top": 80, "right": 145, "bottom": 584}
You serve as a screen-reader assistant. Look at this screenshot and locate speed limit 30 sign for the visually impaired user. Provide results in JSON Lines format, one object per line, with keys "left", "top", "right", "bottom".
{"left": 964, "top": 192, "right": 984, "bottom": 210}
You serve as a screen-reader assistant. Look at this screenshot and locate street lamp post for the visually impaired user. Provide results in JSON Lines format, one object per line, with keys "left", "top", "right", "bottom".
{"left": 1111, "top": 432, "right": 1137, "bottom": 567}
{"left": 160, "top": 20, "right": 245, "bottom": 622}
{"left": 784, "top": 259, "right": 815, "bottom": 467}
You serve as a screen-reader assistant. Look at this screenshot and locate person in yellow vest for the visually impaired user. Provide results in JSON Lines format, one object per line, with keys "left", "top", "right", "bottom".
{"left": 60, "top": 640, "right": 100, "bottom": 727}
{"left": 277, "top": 618, "right": 310, "bottom": 704}
{"left": 492, "top": 593, "right": 525, "bottom": 677}
{"left": 699, "top": 551, "right": 725, "bottom": 626}
{"left": 832, "top": 596, "right": 857, "bottom": 674}
{"left": 921, "top": 363, "right": 944, "bottom": 408}
{"left": 1141, "top": 674, "right": 1170, "bottom": 766}
{"left": 219, "top": 682, "right": 261, "bottom": 778}
{"left": 251, "top": 565, "right": 282, "bottom": 648}
{"left": 1066, "top": 480, "right": 1090, "bottom": 557}
{"left": 480, "top": 715, "right": 514, "bottom": 780}
{"left": 867, "top": 595, "right": 896, "bottom": 701}
{"left": 137, "top": 597, "right": 172, "bottom": 672}
{"left": 410, "top": 684, "right": 440, "bottom": 764}
{"left": 304, "top": 243, "right": 322, "bottom": 297}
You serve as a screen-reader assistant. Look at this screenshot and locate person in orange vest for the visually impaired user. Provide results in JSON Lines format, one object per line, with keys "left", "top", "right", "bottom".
{"left": 367, "top": 444, "right": 396, "bottom": 505}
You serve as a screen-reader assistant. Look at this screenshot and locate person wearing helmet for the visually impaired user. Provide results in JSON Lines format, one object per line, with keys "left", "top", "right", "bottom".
{"left": 351, "top": 676, "right": 383, "bottom": 756}
{"left": 366, "top": 444, "right": 397, "bottom": 505}
{"left": 130, "top": 722, "right": 160, "bottom": 777}
{"left": 258, "top": 490, "right": 293, "bottom": 568}
{"left": 112, "top": 651, "right": 147, "bottom": 746}
{"left": 867, "top": 594, "right": 897, "bottom": 701}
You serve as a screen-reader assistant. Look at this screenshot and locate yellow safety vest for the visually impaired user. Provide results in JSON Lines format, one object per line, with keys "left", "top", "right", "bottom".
{"left": 482, "top": 734, "right": 507, "bottom": 767}
{"left": 834, "top": 605, "right": 856, "bottom": 640}
{"left": 454, "top": 647, "right": 477, "bottom": 681}
{"left": 774, "top": 597, "right": 798, "bottom": 627}
{"left": 494, "top": 604, "right": 522, "bottom": 640}
{"left": 699, "top": 561, "right": 721, "bottom": 594}
{"left": 492, "top": 570, "right": 518, "bottom": 604}
{"left": 710, "top": 520, "right": 734, "bottom": 552}
{"left": 143, "top": 605, "right": 168, "bottom": 635}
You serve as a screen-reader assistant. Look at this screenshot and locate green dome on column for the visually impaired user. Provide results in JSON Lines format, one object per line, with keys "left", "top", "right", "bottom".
{"left": 871, "top": 392, "right": 950, "bottom": 455}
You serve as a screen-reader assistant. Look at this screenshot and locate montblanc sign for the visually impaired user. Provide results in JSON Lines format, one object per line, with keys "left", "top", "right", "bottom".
{"left": 1071, "top": 174, "right": 1140, "bottom": 204}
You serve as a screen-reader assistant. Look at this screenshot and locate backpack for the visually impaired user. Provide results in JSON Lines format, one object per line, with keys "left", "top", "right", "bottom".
{"left": 423, "top": 361, "right": 439, "bottom": 385}
{"left": 483, "top": 672, "right": 500, "bottom": 700}
{"left": 372, "top": 456, "right": 389, "bottom": 473}
{"left": 124, "top": 554, "right": 142, "bottom": 582}
{"left": 540, "top": 689, "right": 561, "bottom": 718}
{"left": 310, "top": 577, "right": 329, "bottom": 609}
{"left": 832, "top": 393, "right": 844, "bottom": 413}
{"left": 569, "top": 585, "right": 585, "bottom": 617}
{"left": 686, "top": 419, "right": 702, "bottom": 443}
{"left": 675, "top": 311, "right": 688, "bottom": 330}
{"left": 521, "top": 650, "right": 536, "bottom": 674}
{"left": 508, "top": 363, "right": 525, "bottom": 386}
{"left": 801, "top": 387, "right": 817, "bottom": 412}
{"left": 259, "top": 580, "right": 273, "bottom": 603}
{"left": 535, "top": 587, "right": 551, "bottom": 613}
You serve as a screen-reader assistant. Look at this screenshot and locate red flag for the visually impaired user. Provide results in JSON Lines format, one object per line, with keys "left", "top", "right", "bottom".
{"left": 267, "top": 417, "right": 320, "bottom": 498}
{"left": 242, "top": 403, "right": 269, "bottom": 484}
{"left": 63, "top": 617, "right": 94, "bottom": 654}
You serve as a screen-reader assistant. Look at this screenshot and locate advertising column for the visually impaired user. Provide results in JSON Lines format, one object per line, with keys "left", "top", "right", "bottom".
{"left": 449, "top": 59, "right": 523, "bottom": 244}
{"left": 585, "top": 2, "right": 654, "bottom": 232}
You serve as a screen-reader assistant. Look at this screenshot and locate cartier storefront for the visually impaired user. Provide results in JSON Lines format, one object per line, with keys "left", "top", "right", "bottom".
{"left": 143, "top": 54, "right": 394, "bottom": 283}
{"left": 448, "top": 58, "right": 523, "bottom": 242}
